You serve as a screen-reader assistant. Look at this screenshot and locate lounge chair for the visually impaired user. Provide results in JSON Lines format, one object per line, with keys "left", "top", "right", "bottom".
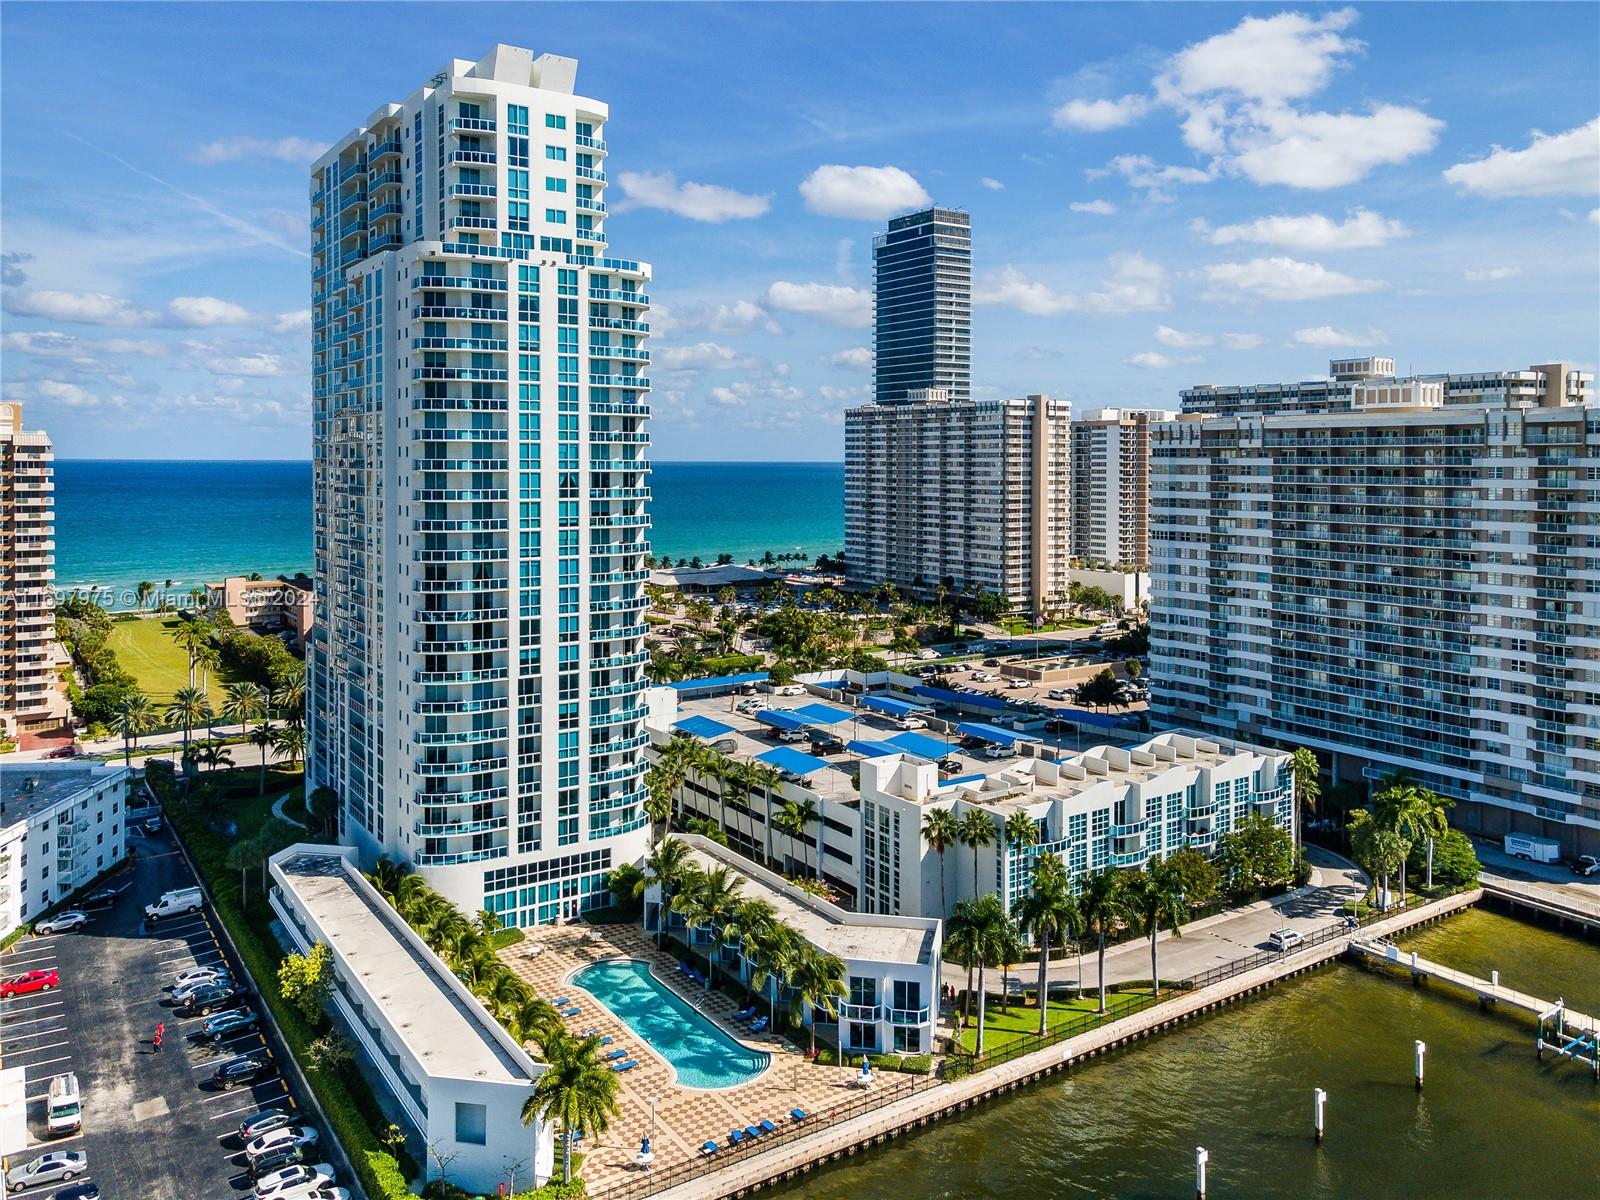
{"left": 605, "top": 1048, "right": 628, "bottom": 1060}
{"left": 554, "top": 997, "right": 571, "bottom": 1006}
{"left": 597, "top": 1035, "right": 613, "bottom": 1046}
{"left": 758, "top": 1119, "right": 777, "bottom": 1135}
{"left": 579, "top": 1027, "right": 599, "bottom": 1037}
{"left": 745, "top": 1125, "right": 761, "bottom": 1141}
{"left": 561, "top": 1006, "right": 581, "bottom": 1017}
{"left": 790, "top": 1107, "right": 808, "bottom": 1123}
{"left": 748, "top": 1017, "right": 768, "bottom": 1034}
{"left": 729, "top": 1128, "right": 746, "bottom": 1146}
{"left": 734, "top": 1006, "right": 757, "bottom": 1021}
{"left": 701, "top": 1141, "right": 719, "bottom": 1157}
{"left": 611, "top": 1059, "right": 637, "bottom": 1072}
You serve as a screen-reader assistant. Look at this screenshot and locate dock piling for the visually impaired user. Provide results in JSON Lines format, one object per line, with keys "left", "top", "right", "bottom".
{"left": 1313, "top": 1088, "right": 1326, "bottom": 1142}
{"left": 1415, "top": 1040, "right": 1426, "bottom": 1090}
{"left": 1195, "top": 1146, "right": 1208, "bottom": 1199}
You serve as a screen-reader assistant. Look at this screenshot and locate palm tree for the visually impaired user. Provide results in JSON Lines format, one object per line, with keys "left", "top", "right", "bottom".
{"left": 136, "top": 580, "right": 154, "bottom": 611}
{"left": 522, "top": 1030, "right": 621, "bottom": 1184}
{"left": 1015, "top": 857, "right": 1082, "bottom": 1035}
{"left": 643, "top": 764, "right": 676, "bottom": 846}
{"left": 1373, "top": 776, "right": 1451, "bottom": 901}
{"left": 1289, "top": 747, "right": 1322, "bottom": 845}
{"left": 746, "top": 762, "right": 786, "bottom": 867}
{"left": 671, "top": 864, "right": 744, "bottom": 988}
{"left": 715, "top": 757, "right": 752, "bottom": 844}
{"left": 958, "top": 808, "right": 998, "bottom": 898}
{"left": 111, "top": 692, "right": 156, "bottom": 766}
{"left": 1003, "top": 811, "right": 1040, "bottom": 911}
{"left": 773, "top": 797, "right": 819, "bottom": 880}
{"left": 272, "top": 667, "right": 307, "bottom": 729}
{"left": 193, "top": 741, "right": 234, "bottom": 773}
{"left": 719, "top": 899, "right": 777, "bottom": 1001}
{"left": 643, "top": 836, "right": 693, "bottom": 947}
{"left": 749, "top": 922, "right": 803, "bottom": 1019}
{"left": 369, "top": 857, "right": 410, "bottom": 904}
{"left": 222, "top": 680, "right": 269, "bottom": 740}
{"left": 227, "top": 835, "right": 262, "bottom": 910}
{"left": 509, "top": 995, "right": 563, "bottom": 1055}
{"left": 1122, "top": 859, "right": 1190, "bottom": 997}
{"left": 787, "top": 946, "right": 847, "bottom": 1056}
{"left": 165, "top": 686, "right": 211, "bottom": 765}
{"left": 1348, "top": 809, "right": 1409, "bottom": 909}
{"left": 193, "top": 643, "right": 221, "bottom": 697}
{"left": 271, "top": 723, "right": 307, "bottom": 771}
{"left": 1077, "top": 867, "right": 1125, "bottom": 1014}
{"left": 949, "top": 894, "right": 1012, "bottom": 1055}
{"left": 169, "top": 618, "right": 211, "bottom": 688}
{"left": 922, "top": 807, "right": 960, "bottom": 918}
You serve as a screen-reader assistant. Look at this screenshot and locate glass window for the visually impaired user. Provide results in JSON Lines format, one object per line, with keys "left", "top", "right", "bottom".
{"left": 454, "top": 1102, "right": 487, "bottom": 1145}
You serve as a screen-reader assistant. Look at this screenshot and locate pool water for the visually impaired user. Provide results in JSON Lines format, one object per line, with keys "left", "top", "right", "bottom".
{"left": 571, "top": 959, "right": 771, "bottom": 1089}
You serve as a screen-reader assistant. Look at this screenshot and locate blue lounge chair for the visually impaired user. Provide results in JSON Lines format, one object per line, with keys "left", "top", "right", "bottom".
{"left": 597, "top": 1035, "right": 613, "bottom": 1046}
{"left": 620, "top": 1060, "right": 639, "bottom": 1072}
{"left": 701, "top": 1141, "right": 719, "bottom": 1156}
{"left": 605, "top": 1048, "right": 627, "bottom": 1060}
{"left": 734, "top": 1006, "right": 756, "bottom": 1021}
{"left": 745, "top": 1125, "right": 761, "bottom": 1141}
{"left": 729, "top": 1128, "right": 746, "bottom": 1146}
{"left": 554, "top": 997, "right": 571, "bottom": 1006}
{"left": 759, "top": 1119, "right": 777, "bottom": 1135}
{"left": 748, "top": 1017, "right": 768, "bottom": 1034}
{"left": 790, "top": 1107, "right": 808, "bottom": 1123}
{"left": 561, "top": 1006, "right": 581, "bottom": 1017}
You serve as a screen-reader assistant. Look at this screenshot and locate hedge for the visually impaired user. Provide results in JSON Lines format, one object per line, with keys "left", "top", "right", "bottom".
{"left": 151, "top": 768, "right": 418, "bottom": 1199}
{"left": 810, "top": 1048, "right": 933, "bottom": 1075}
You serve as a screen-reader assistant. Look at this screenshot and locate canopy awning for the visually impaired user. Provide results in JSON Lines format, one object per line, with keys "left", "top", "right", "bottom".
{"left": 861, "top": 694, "right": 932, "bottom": 719}
{"left": 755, "top": 709, "right": 810, "bottom": 732}
{"left": 911, "top": 684, "right": 1009, "bottom": 713}
{"left": 956, "top": 721, "right": 1041, "bottom": 746}
{"left": 846, "top": 739, "right": 899, "bottom": 758}
{"left": 671, "top": 714, "right": 735, "bottom": 740}
{"left": 883, "top": 731, "right": 953, "bottom": 760}
{"left": 755, "top": 745, "right": 830, "bottom": 776}
{"left": 792, "top": 702, "right": 854, "bottom": 727}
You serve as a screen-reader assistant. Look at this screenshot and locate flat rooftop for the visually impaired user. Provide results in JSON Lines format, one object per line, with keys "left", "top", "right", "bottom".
{"left": 681, "top": 837, "right": 937, "bottom": 967}
{"left": 275, "top": 851, "right": 530, "bottom": 1086}
{"left": 0, "top": 764, "right": 122, "bottom": 827}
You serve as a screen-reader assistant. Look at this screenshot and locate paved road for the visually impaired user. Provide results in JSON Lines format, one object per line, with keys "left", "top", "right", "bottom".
{"left": 941, "top": 847, "right": 1368, "bottom": 994}
{"left": 0, "top": 826, "right": 312, "bottom": 1197}
{"left": 3, "top": 723, "right": 261, "bottom": 765}
{"left": 1472, "top": 843, "right": 1600, "bottom": 919}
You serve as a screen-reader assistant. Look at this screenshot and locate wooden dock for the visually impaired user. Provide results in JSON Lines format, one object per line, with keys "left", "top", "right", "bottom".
{"left": 1349, "top": 937, "right": 1598, "bottom": 1033}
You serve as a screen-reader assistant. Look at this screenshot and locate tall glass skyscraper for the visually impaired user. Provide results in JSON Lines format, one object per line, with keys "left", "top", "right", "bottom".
{"left": 872, "top": 207, "right": 971, "bottom": 404}
{"left": 306, "top": 45, "right": 653, "bottom": 924}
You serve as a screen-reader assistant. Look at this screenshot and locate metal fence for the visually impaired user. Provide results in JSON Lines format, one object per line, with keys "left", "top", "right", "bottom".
{"left": 588, "top": 1069, "right": 941, "bottom": 1200}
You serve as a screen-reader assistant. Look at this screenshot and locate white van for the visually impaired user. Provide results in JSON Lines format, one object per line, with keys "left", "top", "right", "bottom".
{"left": 144, "top": 887, "right": 204, "bottom": 922}
{"left": 47, "top": 1073, "right": 81, "bottom": 1135}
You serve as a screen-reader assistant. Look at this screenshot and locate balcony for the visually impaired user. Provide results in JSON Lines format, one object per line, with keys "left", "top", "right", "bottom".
{"left": 414, "top": 846, "right": 507, "bottom": 867}
{"left": 370, "top": 170, "right": 403, "bottom": 193}
{"left": 589, "top": 375, "right": 650, "bottom": 390}
{"left": 575, "top": 196, "right": 607, "bottom": 214}
{"left": 451, "top": 117, "right": 498, "bottom": 133}
{"left": 575, "top": 134, "right": 607, "bottom": 153}
{"left": 451, "top": 149, "right": 498, "bottom": 166}
{"left": 451, "top": 183, "right": 498, "bottom": 198}
{"left": 369, "top": 139, "right": 402, "bottom": 161}
{"left": 575, "top": 165, "right": 606, "bottom": 182}
{"left": 414, "top": 815, "right": 509, "bottom": 838}
{"left": 369, "top": 233, "right": 402, "bottom": 254}
{"left": 449, "top": 214, "right": 499, "bottom": 231}
{"left": 414, "top": 753, "right": 511, "bottom": 776}
{"left": 589, "top": 288, "right": 649, "bottom": 306}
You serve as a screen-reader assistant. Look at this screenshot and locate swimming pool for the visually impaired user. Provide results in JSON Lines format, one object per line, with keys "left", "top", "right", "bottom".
{"left": 571, "top": 959, "right": 770, "bottom": 1089}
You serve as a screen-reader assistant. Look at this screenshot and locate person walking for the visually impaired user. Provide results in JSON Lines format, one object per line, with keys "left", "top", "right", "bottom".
{"left": 153, "top": 1021, "right": 164, "bottom": 1052}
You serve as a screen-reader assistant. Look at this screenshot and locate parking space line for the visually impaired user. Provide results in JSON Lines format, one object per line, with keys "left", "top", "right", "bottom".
{"left": 20, "top": 1054, "right": 72, "bottom": 1073}
{"left": 0, "top": 1011, "right": 68, "bottom": 1029}
{"left": 2, "top": 1027, "right": 68, "bottom": 1044}
{"left": 209, "top": 1096, "right": 281, "bottom": 1121}
{"left": 1, "top": 950, "right": 58, "bottom": 968}
{"left": 5, "top": 1039, "right": 70, "bottom": 1056}
{"left": 202, "top": 1077, "right": 285, "bottom": 1104}
{"left": 0, "top": 999, "right": 64, "bottom": 1017}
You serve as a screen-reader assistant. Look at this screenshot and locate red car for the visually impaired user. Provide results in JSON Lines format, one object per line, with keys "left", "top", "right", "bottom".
{"left": 1, "top": 968, "right": 59, "bottom": 998}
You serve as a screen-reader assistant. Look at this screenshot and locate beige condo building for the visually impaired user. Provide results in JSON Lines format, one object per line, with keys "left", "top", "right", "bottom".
{"left": 0, "top": 402, "right": 67, "bottom": 738}
{"left": 1069, "top": 408, "right": 1171, "bottom": 570}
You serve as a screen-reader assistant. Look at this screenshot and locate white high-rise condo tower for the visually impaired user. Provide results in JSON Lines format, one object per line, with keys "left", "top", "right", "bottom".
{"left": 0, "top": 403, "right": 67, "bottom": 740}
{"left": 307, "top": 46, "right": 653, "bottom": 923}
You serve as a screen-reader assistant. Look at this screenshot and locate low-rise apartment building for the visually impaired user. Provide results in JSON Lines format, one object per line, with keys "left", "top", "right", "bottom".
{"left": 0, "top": 762, "right": 133, "bottom": 938}
{"left": 1152, "top": 357, "right": 1599, "bottom": 854}
{"left": 269, "top": 844, "right": 552, "bottom": 1192}
{"left": 206, "top": 574, "right": 314, "bottom": 646}
{"left": 648, "top": 835, "right": 941, "bottom": 1055}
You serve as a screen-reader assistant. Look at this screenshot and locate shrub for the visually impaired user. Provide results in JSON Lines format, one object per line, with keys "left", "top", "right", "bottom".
{"left": 1408, "top": 827, "right": 1479, "bottom": 888}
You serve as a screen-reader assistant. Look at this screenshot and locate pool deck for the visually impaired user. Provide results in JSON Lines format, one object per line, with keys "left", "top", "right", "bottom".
{"left": 500, "top": 922, "right": 896, "bottom": 1193}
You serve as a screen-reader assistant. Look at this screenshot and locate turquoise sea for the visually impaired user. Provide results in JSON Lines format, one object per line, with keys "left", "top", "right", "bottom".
{"left": 51, "top": 459, "right": 844, "bottom": 606}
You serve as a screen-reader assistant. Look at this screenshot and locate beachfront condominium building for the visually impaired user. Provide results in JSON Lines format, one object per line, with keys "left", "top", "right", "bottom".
{"left": 844, "top": 391, "right": 1072, "bottom": 613}
{"left": 0, "top": 402, "right": 67, "bottom": 740}
{"left": 306, "top": 46, "right": 654, "bottom": 922}
{"left": 873, "top": 207, "right": 971, "bottom": 405}
{"left": 1069, "top": 408, "right": 1171, "bottom": 571}
{"left": 1150, "top": 357, "right": 1600, "bottom": 855}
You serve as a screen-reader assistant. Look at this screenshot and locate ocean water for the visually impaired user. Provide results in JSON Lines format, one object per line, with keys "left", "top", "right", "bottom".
{"left": 51, "top": 459, "right": 843, "bottom": 606}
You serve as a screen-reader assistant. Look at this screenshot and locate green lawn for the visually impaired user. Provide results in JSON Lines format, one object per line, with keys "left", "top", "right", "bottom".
{"left": 955, "top": 987, "right": 1153, "bottom": 1054}
{"left": 1000, "top": 617, "right": 1098, "bottom": 635}
{"left": 106, "top": 617, "right": 228, "bottom": 707}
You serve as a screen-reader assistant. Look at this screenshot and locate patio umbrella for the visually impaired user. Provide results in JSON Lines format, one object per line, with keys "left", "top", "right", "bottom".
{"left": 636, "top": 1135, "right": 654, "bottom": 1168}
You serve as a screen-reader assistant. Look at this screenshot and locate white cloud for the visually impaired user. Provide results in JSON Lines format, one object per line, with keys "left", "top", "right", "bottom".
{"left": 191, "top": 136, "right": 325, "bottom": 164}
{"left": 1463, "top": 266, "right": 1521, "bottom": 282}
{"left": 614, "top": 170, "right": 771, "bottom": 222}
{"left": 826, "top": 347, "right": 873, "bottom": 370}
{"left": 765, "top": 281, "right": 873, "bottom": 327}
{"left": 1126, "top": 351, "right": 1177, "bottom": 369}
{"left": 975, "top": 253, "right": 1169, "bottom": 317}
{"left": 799, "top": 165, "right": 931, "bottom": 220}
{"left": 653, "top": 342, "right": 762, "bottom": 371}
{"left": 1168, "top": 8, "right": 1360, "bottom": 104}
{"left": 167, "top": 296, "right": 252, "bottom": 327}
{"left": 272, "top": 309, "right": 312, "bottom": 334}
{"left": 1200, "top": 256, "right": 1385, "bottom": 303}
{"left": 1228, "top": 104, "right": 1443, "bottom": 189}
{"left": 1194, "top": 208, "right": 1408, "bottom": 251}
{"left": 3, "top": 289, "right": 157, "bottom": 327}
{"left": 206, "top": 352, "right": 286, "bottom": 377}
{"left": 1069, "top": 199, "right": 1118, "bottom": 215}
{"left": 1222, "top": 332, "right": 1266, "bottom": 350}
{"left": 1154, "top": 324, "right": 1213, "bottom": 349}
{"left": 1591, "top": 208, "right": 1600, "bottom": 224}
{"left": 654, "top": 299, "right": 784, "bottom": 337}
{"left": 1088, "top": 154, "right": 1214, "bottom": 200}
{"left": 980, "top": 177, "right": 1005, "bottom": 191}
{"left": 1291, "top": 325, "right": 1389, "bottom": 347}
{"left": 1443, "top": 117, "right": 1600, "bottom": 198}
{"left": 1, "top": 330, "right": 166, "bottom": 362}
{"left": 1053, "top": 95, "right": 1152, "bottom": 132}
{"left": 820, "top": 383, "right": 871, "bottom": 404}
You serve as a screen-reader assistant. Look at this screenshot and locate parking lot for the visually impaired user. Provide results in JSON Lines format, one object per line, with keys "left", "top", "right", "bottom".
{"left": 1, "top": 824, "right": 311, "bottom": 1196}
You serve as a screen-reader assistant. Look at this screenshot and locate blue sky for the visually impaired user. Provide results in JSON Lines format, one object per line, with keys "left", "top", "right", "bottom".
{"left": 2, "top": 2, "right": 1596, "bottom": 461}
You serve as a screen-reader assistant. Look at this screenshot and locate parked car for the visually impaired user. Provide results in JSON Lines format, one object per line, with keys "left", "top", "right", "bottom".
{"left": 33, "top": 911, "right": 89, "bottom": 935}
{"left": 1269, "top": 928, "right": 1305, "bottom": 952}
{"left": 143, "top": 816, "right": 163, "bottom": 834}
{"left": 5, "top": 1151, "right": 87, "bottom": 1192}
{"left": 50, "top": 1184, "right": 99, "bottom": 1200}
{"left": 776, "top": 727, "right": 808, "bottom": 743}
{"left": 806, "top": 731, "right": 845, "bottom": 755}
{"left": 937, "top": 757, "right": 964, "bottom": 775}
{"left": 213, "top": 1055, "right": 272, "bottom": 1090}
{"left": 896, "top": 716, "right": 928, "bottom": 731}
{"left": 253, "top": 1162, "right": 336, "bottom": 1198}
{"left": 916, "top": 649, "right": 938, "bottom": 660}
{"left": 981, "top": 743, "right": 1013, "bottom": 760}
{"left": 1570, "top": 855, "right": 1600, "bottom": 877}
{"left": 246, "top": 1126, "right": 320, "bottom": 1162}
{"left": 248, "top": 1145, "right": 308, "bottom": 1179}
{"left": 772, "top": 684, "right": 805, "bottom": 697}
{"left": 735, "top": 698, "right": 765, "bottom": 714}
{"left": 179, "top": 981, "right": 249, "bottom": 1016}
{"left": 199, "top": 1009, "right": 259, "bottom": 1042}
{"left": 172, "top": 965, "right": 231, "bottom": 991}
{"left": 80, "top": 887, "right": 123, "bottom": 910}
{"left": 1, "top": 969, "right": 59, "bottom": 999}
{"left": 44, "top": 744, "right": 81, "bottom": 760}
{"left": 240, "top": 1109, "right": 296, "bottom": 1143}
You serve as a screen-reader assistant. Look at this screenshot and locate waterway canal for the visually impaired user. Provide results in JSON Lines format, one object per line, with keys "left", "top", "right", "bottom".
{"left": 772, "top": 908, "right": 1598, "bottom": 1199}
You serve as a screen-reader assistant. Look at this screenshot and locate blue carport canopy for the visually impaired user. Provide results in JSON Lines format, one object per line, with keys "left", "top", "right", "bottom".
{"left": 671, "top": 714, "right": 735, "bottom": 739}
{"left": 884, "top": 731, "right": 953, "bottom": 760}
{"left": 912, "top": 684, "right": 1009, "bottom": 713}
{"left": 861, "top": 694, "right": 931, "bottom": 719}
{"left": 755, "top": 745, "right": 830, "bottom": 776}
{"left": 756, "top": 709, "right": 810, "bottom": 732}
{"left": 846, "top": 739, "right": 898, "bottom": 758}
{"left": 792, "top": 702, "right": 854, "bottom": 726}
{"left": 956, "top": 721, "right": 1041, "bottom": 746}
